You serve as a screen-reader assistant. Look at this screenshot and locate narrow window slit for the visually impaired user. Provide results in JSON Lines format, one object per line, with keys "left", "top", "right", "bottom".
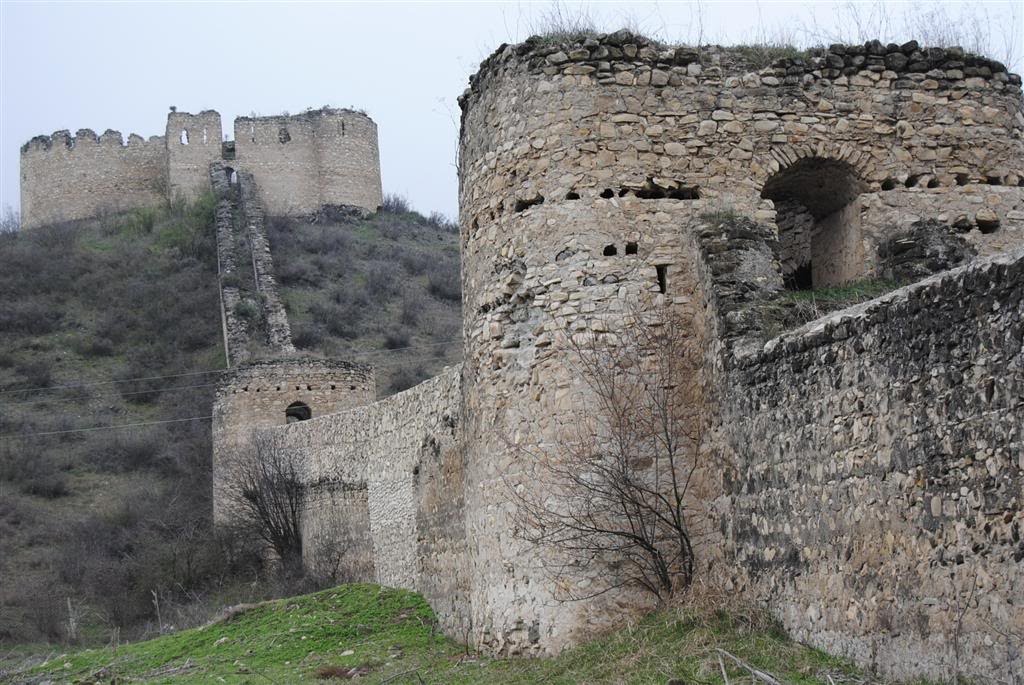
{"left": 656, "top": 265, "right": 668, "bottom": 294}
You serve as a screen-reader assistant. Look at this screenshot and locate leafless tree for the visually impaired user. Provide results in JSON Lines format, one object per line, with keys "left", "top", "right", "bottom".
{"left": 508, "top": 304, "right": 714, "bottom": 602}
{"left": 223, "top": 431, "right": 305, "bottom": 573}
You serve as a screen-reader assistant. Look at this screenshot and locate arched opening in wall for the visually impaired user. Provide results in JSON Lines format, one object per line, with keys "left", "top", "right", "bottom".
{"left": 285, "top": 401, "right": 312, "bottom": 423}
{"left": 180, "top": 129, "right": 189, "bottom": 145}
{"left": 761, "top": 157, "right": 868, "bottom": 290}
{"left": 225, "top": 166, "right": 239, "bottom": 186}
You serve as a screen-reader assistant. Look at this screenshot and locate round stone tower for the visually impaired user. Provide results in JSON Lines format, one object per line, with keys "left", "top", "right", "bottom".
{"left": 211, "top": 358, "right": 375, "bottom": 525}
{"left": 457, "top": 32, "right": 1024, "bottom": 655}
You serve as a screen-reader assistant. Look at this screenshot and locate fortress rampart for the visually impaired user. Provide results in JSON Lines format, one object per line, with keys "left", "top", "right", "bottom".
{"left": 20, "top": 129, "right": 167, "bottom": 229}
{"left": 20, "top": 107, "right": 383, "bottom": 228}
{"left": 199, "top": 33, "right": 1023, "bottom": 680}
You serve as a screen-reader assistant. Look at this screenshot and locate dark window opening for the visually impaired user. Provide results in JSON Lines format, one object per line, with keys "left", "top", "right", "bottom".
{"left": 618, "top": 188, "right": 630, "bottom": 197}
{"left": 286, "top": 401, "right": 312, "bottom": 423}
{"left": 783, "top": 263, "right": 813, "bottom": 290}
{"left": 956, "top": 174, "right": 970, "bottom": 186}
{"left": 904, "top": 175, "right": 920, "bottom": 188}
{"left": 278, "top": 127, "right": 291, "bottom": 144}
{"left": 762, "top": 156, "right": 868, "bottom": 290}
{"left": 985, "top": 175, "right": 1003, "bottom": 186}
{"left": 599, "top": 188, "right": 614, "bottom": 199}
{"left": 656, "top": 265, "right": 668, "bottom": 294}
{"left": 927, "top": 178, "right": 940, "bottom": 188}
{"left": 625, "top": 241, "right": 638, "bottom": 255}
{"left": 667, "top": 186, "right": 700, "bottom": 200}
{"left": 514, "top": 194, "right": 544, "bottom": 212}
{"left": 635, "top": 186, "right": 666, "bottom": 199}
{"left": 880, "top": 178, "right": 896, "bottom": 191}
{"left": 603, "top": 244, "right": 617, "bottom": 256}
{"left": 565, "top": 191, "right": 580, "bottom": 200}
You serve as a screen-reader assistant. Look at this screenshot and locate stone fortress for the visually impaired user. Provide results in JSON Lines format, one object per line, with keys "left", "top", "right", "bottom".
{"left": 19, "top": 106, "right": 382, "bottom": 228}
{"left": 20, "top": 31, "right": 1024, "bottom": 681}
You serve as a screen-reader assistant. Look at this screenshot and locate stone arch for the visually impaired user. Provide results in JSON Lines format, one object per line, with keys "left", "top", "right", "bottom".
{"left": 285, "top": 401, "right": 312, "bottom": 423}
{"left": 761, "top": 156, "right": 869, "bottom": 289}
{"left": 225, "top": 166, "right": 239, "bottom": 185}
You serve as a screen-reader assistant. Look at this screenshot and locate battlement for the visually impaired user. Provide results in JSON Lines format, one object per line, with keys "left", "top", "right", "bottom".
{"left": 20, "top": 106, "right": 383, "bottom": 228}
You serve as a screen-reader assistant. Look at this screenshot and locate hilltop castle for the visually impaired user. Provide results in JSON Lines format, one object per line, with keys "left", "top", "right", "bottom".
{"left": 19, "top": 107, "right": 382, "bottom": 228}
{"left": 20, "top": 33, "right": 1024, "bottom": 681}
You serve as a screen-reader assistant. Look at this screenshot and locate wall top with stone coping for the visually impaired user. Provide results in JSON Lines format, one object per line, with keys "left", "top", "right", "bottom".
{"left": 459, "top": 31, "right": 1022, "bottom": 118}
{"left": 733, "top": 247, "right": 1024, "bottom": 368}
{"left": 21, "top": 129, "right": 165, "bottom": 153}
{"left": 215, "top": 358, "right": 375, "bottom": 393}
{"left": 234, "top": 107, "right": 374, "bottom": 126}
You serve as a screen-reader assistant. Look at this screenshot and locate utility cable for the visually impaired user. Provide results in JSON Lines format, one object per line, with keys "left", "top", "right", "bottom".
{"left": 0, "top": 415, "right": 214, "bottom": 440}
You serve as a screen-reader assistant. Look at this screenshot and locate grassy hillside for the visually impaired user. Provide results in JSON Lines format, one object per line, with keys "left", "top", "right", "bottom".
{"left": 12, "top": 583, "right": 869, "bottom": 685}
{"left": 0, "top": 197, "right": 463, "bottom": 649}
{"left": 267, "top": 200, "right": 462, "bottom": 396}
{"left": 0, "top": 199, "right": 231, "bottom": 647}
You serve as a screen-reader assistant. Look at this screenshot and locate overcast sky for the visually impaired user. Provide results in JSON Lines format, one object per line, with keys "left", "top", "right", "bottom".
{"left": 1, "top": 1, "right": 1020, "bottom": 221}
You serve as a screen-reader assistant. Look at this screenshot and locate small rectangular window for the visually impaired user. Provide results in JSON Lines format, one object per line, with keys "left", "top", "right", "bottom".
{"left": 656, "top": 265, "right": 668, "bottom": 294}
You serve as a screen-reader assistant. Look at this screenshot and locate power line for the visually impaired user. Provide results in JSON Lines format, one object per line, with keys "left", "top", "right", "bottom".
{"left": 0, "top": 343, "right": 463, "bottom": 409}
{"left": 0, "top": 416, "right": 214, "bottom": 440}
{"left": 0, "top": 339, "right": 464, "bottom": 399}
{"left": 0, "top": 368, "right": 228, "bottom": 397}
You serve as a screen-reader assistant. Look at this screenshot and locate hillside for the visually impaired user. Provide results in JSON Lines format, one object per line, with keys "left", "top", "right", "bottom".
{"left": 11, "top": 583, "right": 869, "bottom": 684}
{"left": 266, "top": 200, "right": 462, "bottom": 395}
{"left": 0, "top": 198, "right": 462, "bottom": 648}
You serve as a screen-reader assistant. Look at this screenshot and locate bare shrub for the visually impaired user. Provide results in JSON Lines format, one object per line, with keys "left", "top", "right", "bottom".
{"left": 222, "top": 432, "right": 305, "bottom": 574}
{"left": 380, "top": 193, "right": 411, "bottom": 214}
{"left": 427, "top": 268, "right": 461, "bottom": 302}
{"left": 508, "top": 305, "right": 714, "bottom": 601}
{"left": 0, "top": 205, "right": 19, "bottom": 234}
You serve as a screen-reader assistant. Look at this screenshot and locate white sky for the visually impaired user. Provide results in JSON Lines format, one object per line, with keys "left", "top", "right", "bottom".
{"left": 1, "top": 1, "right": 1021, "bottom": 221}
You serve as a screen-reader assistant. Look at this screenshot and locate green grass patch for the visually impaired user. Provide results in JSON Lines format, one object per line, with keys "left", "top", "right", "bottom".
{"left": 22, "top": 583, "right": 866, "bottom": 684}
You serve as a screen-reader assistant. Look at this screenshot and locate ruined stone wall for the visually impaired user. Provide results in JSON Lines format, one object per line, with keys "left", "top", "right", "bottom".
{"left": 166, "top": 110, "right": 223, "bottom": 201}
{"left": 715, "top": 248, "right": 1024, "bottom": 679}
{"left": 21, "top": 107, "right": 382, "bottom": 228}
{"left": 455, "top": 32, "right": 1024, "bottom": 668}
{"left": 233, "top": 108, "right": 382, "bottom": 215}
{"left": 461, "top": 35, "right": 1024, "bottom": 288}
{"left": 20, "top": 130, "right": 166, "bottom": 228}
{"left": 271, "top": 366, "right": 469, "bottom": 637}
{"left": 211, "top": 359, "right": 375, "bottom": 523}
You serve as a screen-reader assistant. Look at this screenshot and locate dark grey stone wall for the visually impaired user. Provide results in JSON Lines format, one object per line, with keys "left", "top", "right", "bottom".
{"left": 716, "top": 248, "right": 1024, "bottom": 679}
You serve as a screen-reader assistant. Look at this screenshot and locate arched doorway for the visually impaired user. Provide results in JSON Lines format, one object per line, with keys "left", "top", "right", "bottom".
{"left": 285, "top": 401, "right": 312, "bottom": 423}
{"left": 224, "top": 166, "right": 239, "bottom": 186}
{"left": 761, "top": 157, "right": 868, "bottom": 289}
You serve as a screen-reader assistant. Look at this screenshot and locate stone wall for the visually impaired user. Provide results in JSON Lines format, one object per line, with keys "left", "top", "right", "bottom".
{"left": 453, "top": 31, "right": 1024, "bottom": 673}
{"left": 233, "top": 108, "right": 382, "bottom": 215}
{"left": 211, "top": 359, "right": 375, "bottom": 524}
{"left": 167, "top": 110, "right": 223, "bottom": 201}
{"left": 270, "top": 366, "right": 470, "bottom": 637}
{"left": 715, "top": 248, "right": 1024, "bottom": 679}
{"left": 20, "top": 107, "right": 383, "bottom": 228}
{"left": 20, "top": 129, "right": 166, "bottom": 228}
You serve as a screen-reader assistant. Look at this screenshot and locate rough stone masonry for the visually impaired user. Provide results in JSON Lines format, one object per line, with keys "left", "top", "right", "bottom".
{"left": 207, "top": 34, "right": 1020, "bottom": 681}
{"left": 20, "top": 107, "right": 383, "bottom": 228}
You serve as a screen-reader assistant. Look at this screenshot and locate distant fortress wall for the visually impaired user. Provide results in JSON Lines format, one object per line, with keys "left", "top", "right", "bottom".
{"left": 20, "top": 107, "right": 383, "bottom": 228}
{"left": 20, "top": 130, "right": 167, "bottom": 228}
